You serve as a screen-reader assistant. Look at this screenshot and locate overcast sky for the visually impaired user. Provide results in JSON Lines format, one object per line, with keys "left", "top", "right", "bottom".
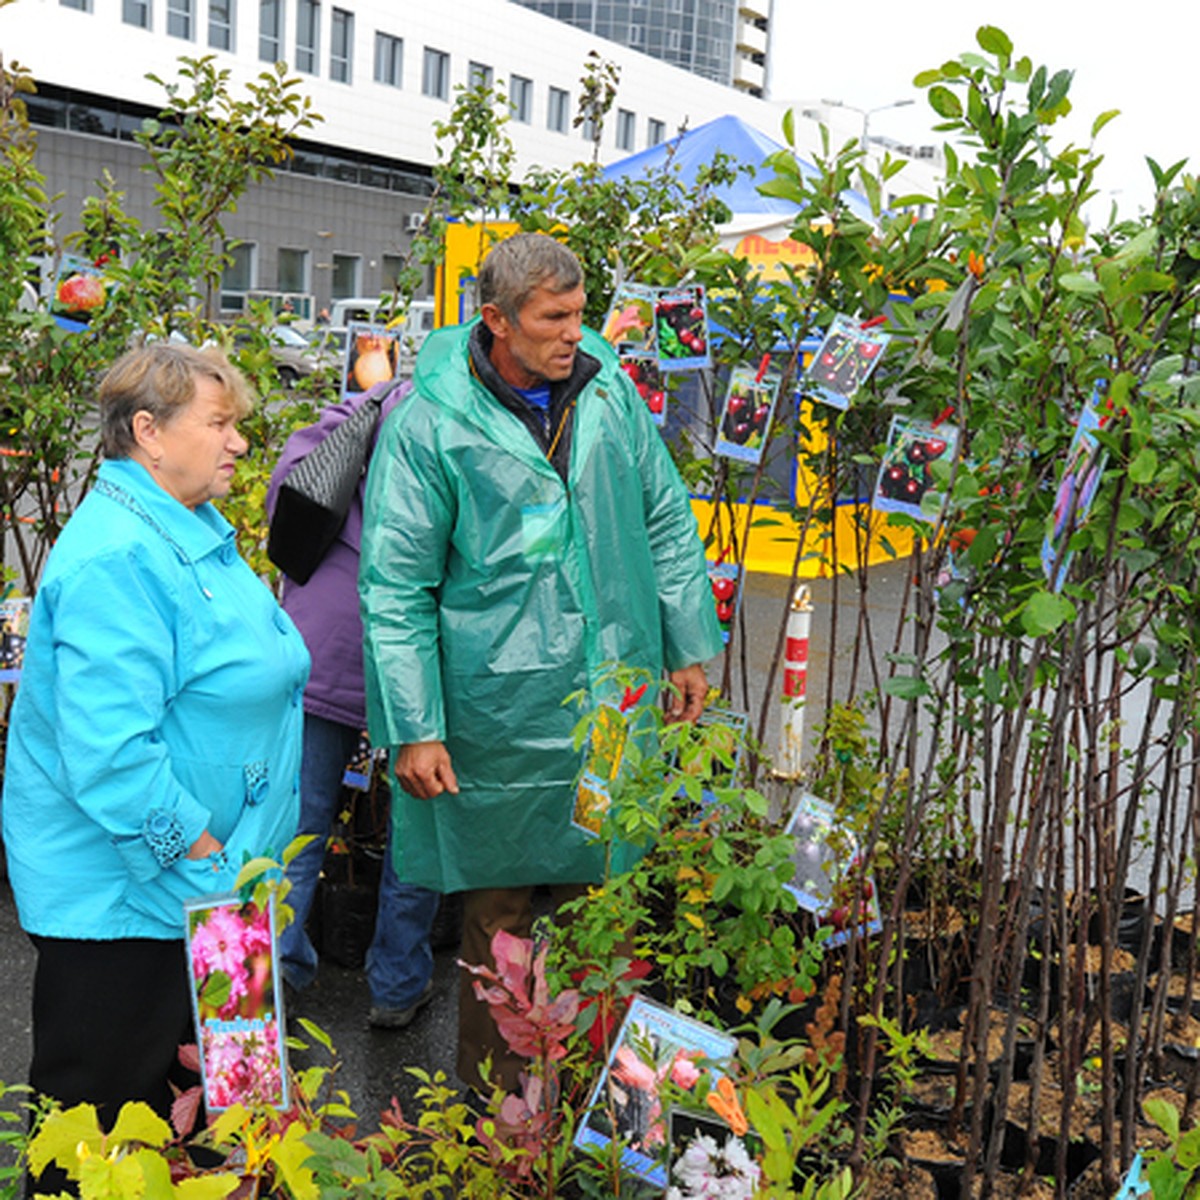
{"left": 768, "top": 1, "right": 1193, "bottom": 221}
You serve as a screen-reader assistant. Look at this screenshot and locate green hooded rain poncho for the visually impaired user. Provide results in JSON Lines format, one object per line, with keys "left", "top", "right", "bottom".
{"left": 360, "top": 320, "right": 723, "bottom": 893}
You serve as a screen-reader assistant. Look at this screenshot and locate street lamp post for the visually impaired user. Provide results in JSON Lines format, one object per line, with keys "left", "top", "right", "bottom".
{"left": 821, "top": 97, "right": 915, "bottom": 149}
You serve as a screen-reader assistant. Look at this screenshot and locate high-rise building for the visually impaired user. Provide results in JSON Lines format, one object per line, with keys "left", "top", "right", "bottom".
{"left": 508, "top": 0, "right": 771, "bottom": 95}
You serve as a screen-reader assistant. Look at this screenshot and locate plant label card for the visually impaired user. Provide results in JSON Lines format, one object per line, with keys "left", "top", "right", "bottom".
{"left": 783, "top": 792, "right": 881, "bottom": 948}
{"left": 654, "top": 286, "right": 710, "bottom": 372}
{"left": 872, "top": 416, "right": 959, "bottom": 520}
{"left": 186, "top": 893, "right": 289, "bottom": 1112}
{"left": 341, "top": 731, "right": 375, "bottom": 790}
{"left": 666, "top": 1107, "right": 763, "bottom": 1199}
{"left": 574, "top": 994, "right": 736, "bottom": 1188}
{"left": 572, "top": 704, "right": 629, "bottom": 836}
{"left": 675, "top": 707, "right": 749, "bottom": 813}
{"left": 0, "top": 596, "right": 31, "bottom": 682}
{"left": 715, "top": 366, "right": 780, "bottom": 465}
{"left": 342, "top": 323, "right": 401, "bottom": 397}
{"left": 1112, "top": 1152, "right": 1150, "bottom": 1198}
{"left": 708, "top": 560, "right": 740, "bottom": 645}
{"left": 601, "top": 282, "right": 658, "bottom": 355}
{"left": 1041, "top": 396, "right": 1106, "bottom": 592}
{"left": 51, "top": 254, "right": 110, "bottom": 332}
{"left": 802, "top": 313, "right": 891, "bottom": 410}
{"left": 618, "top": 351, "right": 667, "bottom": 426}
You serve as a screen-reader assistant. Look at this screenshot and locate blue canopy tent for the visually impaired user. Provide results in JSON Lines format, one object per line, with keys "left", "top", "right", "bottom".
{"left": 601, "top": 113, "right": 874, "bottom": 235}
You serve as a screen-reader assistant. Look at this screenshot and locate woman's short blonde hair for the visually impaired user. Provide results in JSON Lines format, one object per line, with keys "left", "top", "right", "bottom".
{"left": 98, "top": 343, "right": 253, "bottom": 458}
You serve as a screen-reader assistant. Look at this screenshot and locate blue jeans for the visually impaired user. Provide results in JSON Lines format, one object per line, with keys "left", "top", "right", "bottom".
{"left": 280, "top": 713, "right": 440, "bottom": 1008}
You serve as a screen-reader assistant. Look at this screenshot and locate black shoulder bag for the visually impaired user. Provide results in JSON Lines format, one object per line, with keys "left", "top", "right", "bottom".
{"left": 267, "top": 380, "right": 402, "bottom": 584}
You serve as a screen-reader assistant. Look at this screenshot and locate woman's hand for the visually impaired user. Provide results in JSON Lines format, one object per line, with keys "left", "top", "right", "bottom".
{"left": 186, "top": 830, "right": 224, "bottom": 860}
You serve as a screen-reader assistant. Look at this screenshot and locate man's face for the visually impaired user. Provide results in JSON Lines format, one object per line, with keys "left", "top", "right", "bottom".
{"left": 483, "top": 283, "right": 586, "bottom": 390}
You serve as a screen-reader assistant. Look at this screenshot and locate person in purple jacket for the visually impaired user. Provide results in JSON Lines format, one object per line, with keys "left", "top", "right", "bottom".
{"left": 267, "top": 380, "right": 440, "bottom": 1027}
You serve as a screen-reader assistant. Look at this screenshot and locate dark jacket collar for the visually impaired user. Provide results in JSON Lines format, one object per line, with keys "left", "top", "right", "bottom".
{"left": 468, "top": 322, "right": 600, "bottom": 481}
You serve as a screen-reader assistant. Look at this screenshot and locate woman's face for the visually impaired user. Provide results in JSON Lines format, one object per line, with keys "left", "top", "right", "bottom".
{"left": 146, "top": 375, "right": 248, "bottom": 510}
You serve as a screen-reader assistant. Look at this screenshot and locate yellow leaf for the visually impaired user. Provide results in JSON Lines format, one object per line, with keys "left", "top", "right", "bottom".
{"left": 28, "top": 1104, "right": 104, "bottom": 1178}
{"left": 270, "top": 1122, "right": 318, "bottom": 1200}
{"left": 176, "top": 1175, "right": 241, "bottom": 1200}
{"left": 108, "top": 1101, "right": 171, "bottom": 1149}
{"left": 735, "top": 994, "right": 753, "bottom": 1015}
{"left": 683, "top": 911, "right": 706, "bottom": 931}
{"left": 208, "top": 1105, "right": 251, "bottom": 1147}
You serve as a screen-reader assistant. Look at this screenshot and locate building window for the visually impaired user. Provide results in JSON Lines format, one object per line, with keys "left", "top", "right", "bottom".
{"left": 547, "top": 85, "right": 568, "bottom": 134}
{"left": 330, "top": 8, "right": 353, "bottom": 82}
{"left": 509, "top": 74, "right": 532, "bottom": 123}
{"left": 374, "top": 32, "right": 402, "bottom": 86}
{"left": 381, "top": 254, "right": 404, "bottom": 291}
{"left": 580, "top": 114, "right": 596, "bottom": 143}
{"left": 422, "top": 47, "right": 449, "bottom": 99}
{"left": 209, "top": 0, "right": 234, "bottom": 49}
{"left": 331, "top": 253, "right": 360, "bottom": 299}
{"left": 616, "top": 108, "right": 636, "bottom": 152}
{"left": 296, "top": 0, "right": 319, "bottom": 74}
{"left": 277, "top": 248, "right": 308, "bottom": 295}
{"left": 167, "top": 0, "right": 192, "bottom": 38}
{"left": 629, "top": 22, "right": 643, "bottom": 45}
{"left": 259, "top": 0, "right": 282, "bottom": 61}
{"left": 647, "top": 117, "right": 665, "bottom": 146}
{"left": 59, "top": 0, "right": 90, "bottom": 9}
{"left": 468, "top": 61, "right": 493, "bottom": 90}
{"left": 122, "top": 0, "right": 150, "bottom": 26}
{"left": 220, "top": 241, "right": 256, "bottom": 312}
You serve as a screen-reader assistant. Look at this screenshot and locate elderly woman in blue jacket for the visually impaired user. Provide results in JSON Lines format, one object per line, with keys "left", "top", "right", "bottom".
{"left": 2, "top": 344, "right": 308, "bottom": 1139}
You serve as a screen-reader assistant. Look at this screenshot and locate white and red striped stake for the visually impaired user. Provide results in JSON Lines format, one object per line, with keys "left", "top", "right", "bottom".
{"left": 776, "top": 585, "right": 813, "bottom": 778}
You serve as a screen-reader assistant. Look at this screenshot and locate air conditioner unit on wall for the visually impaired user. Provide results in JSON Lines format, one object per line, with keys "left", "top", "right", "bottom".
{"left": 405, "top": 212, "right": 424, "bottom": 233}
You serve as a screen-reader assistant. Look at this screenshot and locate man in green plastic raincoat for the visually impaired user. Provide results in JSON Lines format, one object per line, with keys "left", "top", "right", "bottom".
{"left": 360, "top": 233, "right": 723, "bottom": 1089}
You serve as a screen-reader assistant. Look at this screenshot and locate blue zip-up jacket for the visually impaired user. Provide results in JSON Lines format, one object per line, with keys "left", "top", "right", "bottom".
{"left": 2, "top": 458, "right": 309, "bottom": 940}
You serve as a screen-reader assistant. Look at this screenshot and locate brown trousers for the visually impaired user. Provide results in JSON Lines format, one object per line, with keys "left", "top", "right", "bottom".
{"left": 457, "top": 883, "right": 589, "bottom": 1093}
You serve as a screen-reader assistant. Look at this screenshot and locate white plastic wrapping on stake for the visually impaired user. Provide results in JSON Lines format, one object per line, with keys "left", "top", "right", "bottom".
{"left": 776, "top": 585, "right": 813, "bottom": 778}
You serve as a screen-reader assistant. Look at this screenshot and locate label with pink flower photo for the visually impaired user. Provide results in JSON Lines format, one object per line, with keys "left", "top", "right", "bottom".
{"left": 185, "top": 893, "right": 289, "bottom": 1112}
{"left": 574, "top": 995, "right": 736, "bottom": 1187}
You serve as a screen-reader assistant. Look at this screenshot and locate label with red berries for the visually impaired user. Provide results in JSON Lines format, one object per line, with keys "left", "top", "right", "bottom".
{"left": 707, "top": 560, "right": 740, "bottom": 644}
{"left": 715, "top": 364, "right": 781, "bottom": 465}
{"left": 618, "top": 351, "right": 668, "bottom": 426}
{"left": 872, "top": 415, "right": 959, "bottom": 520}
{"left": 801, "top": 313, "right": 891, "bottom": 411}
{"left": 653, "top": 285, "right": 710, "bottom": 372}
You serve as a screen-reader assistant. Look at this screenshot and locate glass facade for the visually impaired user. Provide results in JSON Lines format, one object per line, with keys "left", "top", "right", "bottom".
{"left": 510, "top": 0, "right": 736, "bottom": 86}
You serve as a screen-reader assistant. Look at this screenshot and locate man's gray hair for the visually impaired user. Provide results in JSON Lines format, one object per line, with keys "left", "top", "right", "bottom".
{"left": 479, "top": 233, "right": 583, "bottom": 324}
{"left": 98, "top": 343, "right": 252, "bottom": 459}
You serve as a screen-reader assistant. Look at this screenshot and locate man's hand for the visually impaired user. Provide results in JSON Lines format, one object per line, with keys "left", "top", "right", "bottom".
{"left": 395, "top": 740, "right": 460, "bottom": 799}
{"left": 665, "top": 663, "right": 708, "bottom": 724}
